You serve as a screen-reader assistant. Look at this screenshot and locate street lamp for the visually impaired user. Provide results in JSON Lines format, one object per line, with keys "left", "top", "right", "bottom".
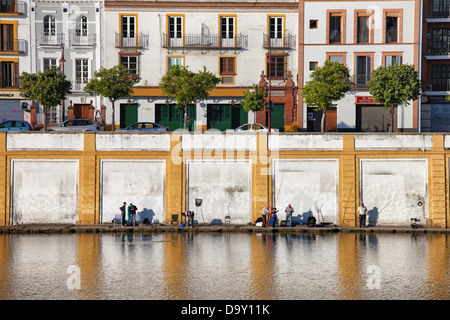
{"left": 59, "top": 45, "right": 66, "bottom": 123}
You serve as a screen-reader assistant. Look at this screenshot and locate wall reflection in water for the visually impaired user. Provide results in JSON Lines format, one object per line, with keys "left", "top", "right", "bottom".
{"left": 0, "top": 232, "right": 449, "bottom": 300}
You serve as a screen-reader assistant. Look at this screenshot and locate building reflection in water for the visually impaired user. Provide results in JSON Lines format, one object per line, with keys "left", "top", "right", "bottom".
{"left": 1, "top": 232, "right": 450, "bottom": 299}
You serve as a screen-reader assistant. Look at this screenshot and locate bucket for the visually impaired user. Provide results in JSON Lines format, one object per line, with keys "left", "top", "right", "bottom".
{"left": 180, "top": 223, "right": 185, "bottom": 227}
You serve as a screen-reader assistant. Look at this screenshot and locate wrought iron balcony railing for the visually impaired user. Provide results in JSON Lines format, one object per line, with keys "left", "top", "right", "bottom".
{"left": 40, "top": 33, "right": 65, "bottom": 46}
{"left": 353, "top": 75, "right": 370, "bottom": 88}
{"left": 425, "top": 43, "right": 450, "bottom": 56}
{"left": 263, "top": 33, "right": 296, "bottom": 49}
{"left": 115, "top": 32, "right": 148, "bottom": 49}
{"left": 162, "top": 33, "right": 246, "bottom": 50}
{"left": 71, "top": 33, "right": 96, "bottom": 46}
{"left": 0, "top": 39, "right": 25, "bottom": 52}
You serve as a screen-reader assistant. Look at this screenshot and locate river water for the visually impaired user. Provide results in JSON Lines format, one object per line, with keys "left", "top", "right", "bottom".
{"left": 0, "top": 232, "right": 449, "bottom": 300}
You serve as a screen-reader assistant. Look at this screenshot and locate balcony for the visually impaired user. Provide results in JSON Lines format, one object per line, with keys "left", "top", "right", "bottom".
{"left": 115, "top": 32, "right": 148, "bottom": 49}
{"left": 162, "top": 33, "right": 247, "bottom": 50}
{"left": 424, "top": 4, "right": 450, "bottom": 19}
{"left": 71, "top": 33, "right": 96, "bottom": 47}
{"left": 263, "top": 33, "right": 296, "bottom": 49}
{"left": 425, "top": 43, "right": 450, "bottom": 58}
{"left": 353, "top": 75, "right": 370, "bottom": 88}
{"left": 430, "top": 80, "right": 450, "bottom": 91}
{"left": 40, "top": 33, "right": 64, "bottom": 46}
{"left": 0, "top": 39, "right": 25, "bottom": 53}
{"left": 72, "top": 81, "right": 87, "bottom": 92}
{"left": 0, "top": 1, "right": 24, "bottom": 15}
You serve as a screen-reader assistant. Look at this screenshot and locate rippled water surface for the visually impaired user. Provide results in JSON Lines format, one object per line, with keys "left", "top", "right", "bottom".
{"left": 1, "top": 232, "right": 449, "bottom": 300}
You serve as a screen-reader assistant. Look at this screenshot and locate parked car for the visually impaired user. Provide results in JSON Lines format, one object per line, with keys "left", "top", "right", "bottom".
{"left": 0, "top": 120, "right": 32, "bottom": 131}
{"left": 117, "top": 122, "right": 169, "bottom": 132}
{"left": 47, "top": 119, "right": 101, "bottom": 132}
{"left": 234, "top": 123, "right": 279, "bottom": 132}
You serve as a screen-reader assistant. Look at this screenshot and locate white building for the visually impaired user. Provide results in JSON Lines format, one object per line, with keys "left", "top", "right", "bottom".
{"left": 299, "top": 0, "right": 421, "bottom": 132}
{"left": 103, "top": 0, "right": 298, "bottom": 131}
{"left": 30, "top": 0, "right": 103, "bottom": 127}
{"left": 0, "top": 0, "right": 31, "bottom": 123}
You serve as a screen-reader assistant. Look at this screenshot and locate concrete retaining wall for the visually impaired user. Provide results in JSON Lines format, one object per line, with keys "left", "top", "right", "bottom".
{"left": 0, "top": 132, "right": 448, "bottom": 228}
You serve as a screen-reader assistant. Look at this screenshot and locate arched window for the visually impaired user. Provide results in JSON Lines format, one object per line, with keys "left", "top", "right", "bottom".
{"left": 43, "top": 15, "right": 56, "bottom": 36}
{"left": 76, "top": 16, "right": 88, "bottom": 37}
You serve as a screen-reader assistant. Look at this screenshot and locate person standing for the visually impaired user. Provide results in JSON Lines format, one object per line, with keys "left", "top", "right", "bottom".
{"left": 120, "top": 202, "right": 127, "bottom": 227}
{"left": 270, "top": 207, "right": 279, "bottom": 228}
{"left": 285, "top": 204, "right": 294, "bottom": 227}
{"left": 262, "top": 205, "right": 270, "bottom": 228}
{"left": 129, "top": 203, "right": 137, "bottom": 226}
{"left": 358, "top": 202, "right": 368, "bottom": 228}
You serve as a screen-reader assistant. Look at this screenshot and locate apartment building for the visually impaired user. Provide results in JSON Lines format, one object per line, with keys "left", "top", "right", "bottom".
{"left": 104, "top": 0, "right": 298, "bottom": 131}
{"left": 30, "top": 0, "right": 103, "bottom": 126}
{"left": 299, "top": 0, "right": 421, "bottom": 132}
{"left": 421, "top": 0, "right": 450, "bottom": 132}
{"left": 0, "top": 0, "right": 30, "bottom": 122}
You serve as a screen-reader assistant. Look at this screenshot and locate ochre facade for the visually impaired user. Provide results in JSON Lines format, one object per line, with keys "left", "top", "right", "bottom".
{"left": 0, "top": 133, "right": 448, "bottom": 228}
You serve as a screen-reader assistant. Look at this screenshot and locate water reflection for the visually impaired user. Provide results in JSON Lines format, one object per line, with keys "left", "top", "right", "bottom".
{"left": 0, "top": 232, "right": 450, "bottom": 300}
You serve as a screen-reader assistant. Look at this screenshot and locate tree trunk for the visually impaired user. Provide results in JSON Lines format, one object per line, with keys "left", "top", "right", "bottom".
{"left": 321, "top": 109, "right": 326, "bottom": 133}
{"left": 111, "top": 99, "right": 115, "bottom": 132}
{"left": 390, "top": 104, "right": 396, "bottom": 133}
{"left": 43, "top": 107, "right": 48, "bottom": 131}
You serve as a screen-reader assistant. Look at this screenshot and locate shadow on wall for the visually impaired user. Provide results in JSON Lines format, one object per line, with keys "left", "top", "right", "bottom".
{"left": 138, "top": 208, "right": 155, "bottom": 224}
{"left": 368, "top": 207, "right": 379, "bottom": 227}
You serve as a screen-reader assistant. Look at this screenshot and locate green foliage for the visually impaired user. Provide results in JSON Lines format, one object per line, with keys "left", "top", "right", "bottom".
{"left": 19, "top": 67, "right": 72, "bottom": 111}
{"left": 159, "top": 65, "right": 220, "bottom": 129}
{"left": 241, "top": 84, "right": 268, "bottom": 113}
{"left": 19, "top": 67, "right": 72, "bottom": 130}
{"left": 84, "top": 64, "right": 139, "bottom": 131}
{"left": 368, "top": 64, "right": 421, "bottom": 109}
{"left": 368, "top": 64, "right": 420, "bottom": 132}
{"left": 301, "top": 61, "right": 353, "bottom": 132}
{"left": 160, "top": 65, "right": 220, "bottom": 109}
{"left": 84, "top": 64, "right": 138, "bottom": 102}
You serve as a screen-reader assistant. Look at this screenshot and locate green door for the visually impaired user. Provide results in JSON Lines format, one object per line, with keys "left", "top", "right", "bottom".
{"left": 270, "top": 104, "right": 285, "bottom": 132}
{"left": 207, "top": 104, "right": 232, "bottom": 131}
{"left": 155, "top": 104, "right": 196, "bottom": 131}
{"left": 120, "top": 103, "right": 138, "bottom": 128}
{"left": 207, "top": 104, "right": 247, "bottom": 130}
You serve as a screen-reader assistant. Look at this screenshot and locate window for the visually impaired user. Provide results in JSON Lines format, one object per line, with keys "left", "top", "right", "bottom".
{"left": 168, "top": 15, "right": 183, "bottom": 47}
{"left": 168, "top": 56, "right": 184, "bottom": 71}
{"left": 329, "top": 55, "right": 343, "bottom": 63}
{"left": 219, "top": 57, "right": 235, "bottom": 75}
{"left": 0, "top": 0, "right": 16, "bottom": 13}
{"left": 268, "top": 16, "right": 284, "bottom": 47}
{"left": 309, "top": 61, "right": 318, "bottom": 70}
{"left": 43, "top": 58, "right": 56, "bottom": 71}
{"left": 385, "top": 55, "right": 402, "bottom": 66}
{"left": 220, "top": 16, "right": 235, "bottom": 47}
{"left": 433, "top": 0, "right": 450, "bottom": 18}
{"left": 121, "top": 15, "right": 136, "bottom": 46}
{"left": 120, "top": 55, "right": 138, "bottom": 75}
{"left": 43, "top": 15, "right": 56, "bottom": 36}
{"left": 0, "top": 60, "right": 16, "bottom": 88}
{"left": 76, "top": 16, "right": 88, "bottom": 37}
{"left": 385, "top": 16, "right": 398, "bottom": 43}
{"left": 355, "top": 55, "right": 371, "bottom": 87}
{"left": 432, "top": 64, "right": 450, "bottom": 91}
{"left": 0, "top": 23, "right": 13, "bottom": 51}
{"left": 267, "top": 54, "right": 286, "bottom": 80}
{"left": 219, "top": 56, "right": 235, "bottom": 85}
{"left": 309, "top": 20, "right": 318, "bottom": 29}
{"left": 357, "top": 15, "right": 369, "bottom": 43}
{"left": 432, "top": 28, "right": 450, "bottom": 53}
{"left": 329, "top": 13, "right": 342, "bottom": 44}
{"left": 327, "top": 52, "right": 346, "bottom": 65}
{"left": 75, "top": 59, "right": 89, "bottom": 85}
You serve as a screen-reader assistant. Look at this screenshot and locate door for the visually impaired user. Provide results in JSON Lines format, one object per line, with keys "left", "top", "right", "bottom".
{"left": 155, "top": 103, "right": 196, "bottom": 131}
{"left": 220, "top": 16, "right": 235, "bottom": 47}
{"left": 207, "top": 104, "right": 232, "bottom": 131}
{"left": 356, "top": 105, "right": 397, "bottom": 132}
{"left": 121, "top": 15, "right": 136, "bottom": 47}
{"left": 0, "top": 24, "right": 13, "bottom": 51}
{"left": 120, "top": 103, "right": 138, "bottom": 128}
{"left": 269, "top": 16, "right": 283, "bottom": 47}
{"left": 73, "top": 104, "right": 90, "bottom": 119}
{"left": 270, "top": 103, "right": 285, "bottom": 132}
{"left": 325, "top": 108, "right": 337, "bottom": 132}
{"left": 43, "top": 15, "right": 56, "bottom": 44}
{"left": 168, "top": 16, "right": 183, "bottom": 47}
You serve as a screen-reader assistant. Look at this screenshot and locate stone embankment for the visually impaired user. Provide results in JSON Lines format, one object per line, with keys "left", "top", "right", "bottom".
{"left": 1, "top": 223, "right": 450, "bottom": 235}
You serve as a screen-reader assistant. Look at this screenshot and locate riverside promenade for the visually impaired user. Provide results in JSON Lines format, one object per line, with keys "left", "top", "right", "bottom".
{"left": 2, "top": 223, "right": 450, "bottom": 235}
